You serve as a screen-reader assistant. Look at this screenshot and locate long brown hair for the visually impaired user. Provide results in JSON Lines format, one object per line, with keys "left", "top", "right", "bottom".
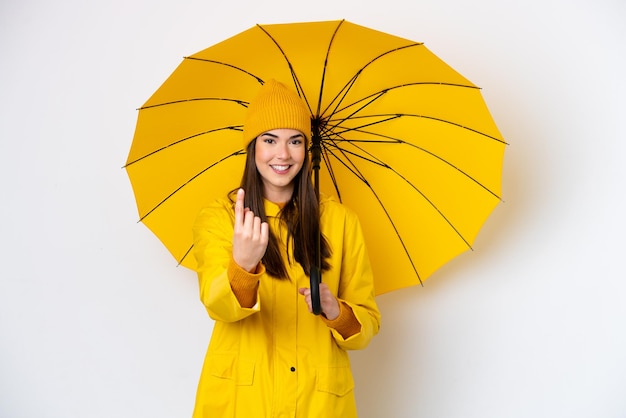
{"left": 234, "top": 138, "right": 331, "bottom": 279}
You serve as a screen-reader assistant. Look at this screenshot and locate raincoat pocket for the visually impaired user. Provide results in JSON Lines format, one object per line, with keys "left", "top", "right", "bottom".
{"left": 207, "top": 352, "right": 255, "bottom": 386}
{"left": 316, "top": 365, "right": 355, "bottom": 397}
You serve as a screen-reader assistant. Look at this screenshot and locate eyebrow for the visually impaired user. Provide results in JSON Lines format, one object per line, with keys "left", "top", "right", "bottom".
{"left": 260, "top": 132, "right": 304, "bottom": 140}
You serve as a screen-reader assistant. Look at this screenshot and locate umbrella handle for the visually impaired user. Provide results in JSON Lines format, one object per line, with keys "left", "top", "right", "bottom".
{"left": 310, "top": 266, "right": 322, "bottom": 315}
{"left": 310, "top": 126, "right": 322, "bottom": 316}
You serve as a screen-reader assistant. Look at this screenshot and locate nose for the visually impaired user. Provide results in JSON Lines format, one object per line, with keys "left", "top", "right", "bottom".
{"left": 276, "top": 142, "right": 290, "bottom": 159}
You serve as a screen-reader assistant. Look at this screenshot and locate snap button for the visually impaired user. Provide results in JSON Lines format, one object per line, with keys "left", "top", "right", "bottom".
{"left": 290, "top": 367, "right": 296, "bottom": 372}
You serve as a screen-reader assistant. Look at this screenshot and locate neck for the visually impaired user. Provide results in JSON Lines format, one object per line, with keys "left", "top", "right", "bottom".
{"left": 263, "top": 184, "right": 294, "bottom": 204}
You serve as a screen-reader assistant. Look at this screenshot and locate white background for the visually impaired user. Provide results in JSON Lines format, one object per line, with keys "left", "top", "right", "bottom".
{"left": 1, "top": 0, "right": 625, "bottom": 417}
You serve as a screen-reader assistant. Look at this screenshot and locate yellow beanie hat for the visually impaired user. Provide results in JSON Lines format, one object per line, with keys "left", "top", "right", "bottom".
{"left": 242, "top": 80, "right": 311, "bottom": 147}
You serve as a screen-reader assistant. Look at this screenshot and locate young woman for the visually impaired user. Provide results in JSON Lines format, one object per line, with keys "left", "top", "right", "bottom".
{"left": 191, "top": 80, "right": 381, "bottom": 417}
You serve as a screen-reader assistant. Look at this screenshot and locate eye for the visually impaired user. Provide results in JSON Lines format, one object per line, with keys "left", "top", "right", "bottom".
{"left": 262, "top": 137, "right": 276, "bottom": 144}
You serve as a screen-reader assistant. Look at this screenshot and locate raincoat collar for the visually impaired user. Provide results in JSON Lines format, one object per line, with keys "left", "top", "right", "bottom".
{"left": 263, "top": 194, "right": 335, "bottom": 218}
{"left": 263, "top": 199, "right": 283, "bottom": 218}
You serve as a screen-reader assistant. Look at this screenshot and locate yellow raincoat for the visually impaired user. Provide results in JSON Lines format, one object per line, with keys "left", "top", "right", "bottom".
{"left": 192, "top": 194, "right": 381, "bottom": 418}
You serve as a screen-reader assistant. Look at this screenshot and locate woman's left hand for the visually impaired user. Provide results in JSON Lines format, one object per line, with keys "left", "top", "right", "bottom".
{"left": 299, "top": 284, "right": 340, "bottom": 320}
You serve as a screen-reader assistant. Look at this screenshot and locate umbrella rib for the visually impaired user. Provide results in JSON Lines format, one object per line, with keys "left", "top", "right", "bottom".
{"left": 319, "top": 145, "right": 343, "bottom": 202}
{"left": 177, "top": 244, "right": 194, "bottom": 267}
{"left": 315, "top": 19, "right": 346, "bottom": 117}
{"left": 321, "top": 42, "right": 423, "bottom": 117}
{"left": 184, "top": 57, "right": 264, "bottom": 84}
{"left": 124, "top": 126, "right": 243, "bottom": 167}
{"left": 326, "top": 113, "right": 402, "bottom": 140}
{"left": 255, "top": 24, "right": 311, "bottom": 115}
{"left": 325, "top": 139, "right": 474, "bottom": 253}
{"left": 321, "top": 144, "right": 423, "bottom": 285}
{"left": 137, "top": 150, "right": 245, "bottom": 222}
{"left": 329, "top": 90, "right": 388, "bottom": 128}
{"left": 326, "top": 118, "right": 503, "bottom": 200}
{"left": 330, "top": 82, "right": 481, "bottom": 127}
{"left": 139, "top": 97, "right": 248, "bottom": 111}
{"left": 332, "top": 112, "right": 508, "bottom": 145}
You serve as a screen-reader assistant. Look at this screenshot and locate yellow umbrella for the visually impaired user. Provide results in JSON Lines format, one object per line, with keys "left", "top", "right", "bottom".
{"left": 125, "top": 19, "right": 506, "bottom": 296}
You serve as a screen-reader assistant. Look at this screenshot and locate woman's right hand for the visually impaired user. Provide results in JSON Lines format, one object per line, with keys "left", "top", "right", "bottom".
{"left": 232, "top": 188, "right": 269, "bottom": 272}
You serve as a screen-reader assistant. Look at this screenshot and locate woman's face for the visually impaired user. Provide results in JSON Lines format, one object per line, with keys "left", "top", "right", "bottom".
{"left": 254, "top": 128, "right": 306, "bottom": 203}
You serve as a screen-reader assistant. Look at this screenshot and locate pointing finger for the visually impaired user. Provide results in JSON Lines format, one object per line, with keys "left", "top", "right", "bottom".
{"left": 235, "top": 188, "right": 245, "bottom": 226}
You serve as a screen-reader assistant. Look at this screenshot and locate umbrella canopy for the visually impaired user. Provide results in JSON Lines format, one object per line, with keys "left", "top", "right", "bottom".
{"left": 125, "top": 19, "right": 506, "bottom": 295}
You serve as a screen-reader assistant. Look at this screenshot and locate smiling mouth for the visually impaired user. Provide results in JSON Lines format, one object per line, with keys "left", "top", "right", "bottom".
{"left": 271, "top": 165, "right": 291, "bottom": 173}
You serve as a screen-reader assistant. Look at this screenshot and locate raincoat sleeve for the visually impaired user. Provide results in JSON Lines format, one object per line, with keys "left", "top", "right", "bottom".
{"left": 329, "top": 207, "right": 381, "bottom": 351}
{"left": 192, "top": 200, "right": 261, "bottom": 322}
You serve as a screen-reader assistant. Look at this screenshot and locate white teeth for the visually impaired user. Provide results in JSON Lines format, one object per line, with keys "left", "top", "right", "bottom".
{"left": 272, "top": 165, "right": 289, "bottom": 171}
